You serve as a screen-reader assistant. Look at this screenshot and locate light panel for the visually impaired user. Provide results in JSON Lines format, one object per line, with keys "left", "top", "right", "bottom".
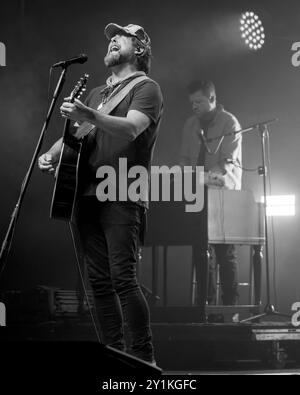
{"left": 240, "top": 11, "right": 265, "bottom": 51}
{"left": 261, "top": 195, "right": 296, "bottom": 217}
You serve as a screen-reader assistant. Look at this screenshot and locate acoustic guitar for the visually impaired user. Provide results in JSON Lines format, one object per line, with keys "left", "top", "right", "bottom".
{"left": 50, "top": 74, "right": 89, "bottom": 222}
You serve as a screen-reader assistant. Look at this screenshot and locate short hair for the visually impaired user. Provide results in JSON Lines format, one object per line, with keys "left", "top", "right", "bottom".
{"left": 132, "top": 37, "right": 152, "bottom": 75}
{"left": 187, "top": 80, "right": 216, "bottom": 98}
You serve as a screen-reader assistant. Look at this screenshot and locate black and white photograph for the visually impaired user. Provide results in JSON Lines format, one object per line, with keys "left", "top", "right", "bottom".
{"left": 1, "top": 0, "right": 300, "bottom": 386}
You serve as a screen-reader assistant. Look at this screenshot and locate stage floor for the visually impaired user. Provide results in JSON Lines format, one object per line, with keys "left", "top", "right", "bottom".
{"left": 1, "top": 319, "right": 300, "bottom": 372}
{"left": 164, "top": 369, "right": 300, "bottom": 375}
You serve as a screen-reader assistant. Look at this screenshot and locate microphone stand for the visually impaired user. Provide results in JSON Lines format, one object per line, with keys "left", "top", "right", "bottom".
{"left": 239, "top": 122, "right": 290, "bottom": 323}
{"left": 208, "top": 118, "right": 290, "bottom": 323}
{"left": 0, "top": 66, "right": 68, "bottom": 277}
{"left": 205, "top": 118, "right": 279, "bottom": 143}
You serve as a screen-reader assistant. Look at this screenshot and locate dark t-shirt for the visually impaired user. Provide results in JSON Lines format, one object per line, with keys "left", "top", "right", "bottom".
{"left": 79, "top": 76, "right": 163, "bottom": 210}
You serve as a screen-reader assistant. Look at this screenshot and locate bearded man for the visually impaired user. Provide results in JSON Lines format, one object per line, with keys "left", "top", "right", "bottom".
{"left": 38, "top": 23, "right": 163, "bottom": 365}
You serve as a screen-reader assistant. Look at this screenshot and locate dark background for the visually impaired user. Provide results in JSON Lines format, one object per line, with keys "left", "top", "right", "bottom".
{"left": 0, "top": 0, "right": 300, "bottom": 312}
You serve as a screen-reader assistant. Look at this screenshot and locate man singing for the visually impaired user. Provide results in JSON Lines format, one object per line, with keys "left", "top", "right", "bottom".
{"left": 38, "top": 23, "right": 163, "bottom": 365}
{"left": 180, "top": 80, "right": 242, "bottom": 306}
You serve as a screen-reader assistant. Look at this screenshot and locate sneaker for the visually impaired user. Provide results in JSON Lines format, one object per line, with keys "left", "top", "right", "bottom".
{"left": 232, "top": 313, "right": 240, "bottom": 323}
{"left": 146, "top": 360, "right": 161, "bottom": 370}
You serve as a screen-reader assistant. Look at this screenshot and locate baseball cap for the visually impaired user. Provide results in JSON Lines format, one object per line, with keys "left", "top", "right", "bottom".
{"left": 104, "top": 23, "right": 151, "bottom": 48}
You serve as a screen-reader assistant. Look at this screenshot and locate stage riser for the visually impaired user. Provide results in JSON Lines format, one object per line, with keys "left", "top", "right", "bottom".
{"left": 1, "top": 321, "right": 300, "bottom": 371}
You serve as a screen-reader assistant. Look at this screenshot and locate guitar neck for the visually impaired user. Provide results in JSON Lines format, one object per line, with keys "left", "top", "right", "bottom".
{"left": 62, "top": 95, "right": 77, "bottom": 143}
{"left": 62, "top": 118, "right": 71, "bottom": 141}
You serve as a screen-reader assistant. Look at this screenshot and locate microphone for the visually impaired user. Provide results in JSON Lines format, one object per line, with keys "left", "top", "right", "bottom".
{"left": 52, "top": 54, "right": 88, "bottom": 68}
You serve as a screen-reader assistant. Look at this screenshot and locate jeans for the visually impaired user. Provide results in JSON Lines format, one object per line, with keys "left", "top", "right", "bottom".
{"left": 194, "top": 243, "right": 239, "bottom": 306}
{"left": 75, "top": 197, "right": 154, "bottom": 363}
{"left": 210, "top": 244, "right": 239, "bottom": 305}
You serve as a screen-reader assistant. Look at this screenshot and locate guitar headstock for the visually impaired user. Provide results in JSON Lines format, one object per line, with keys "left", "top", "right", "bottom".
{"left": 69, "top": 73, "right": 89, "bottom": 103}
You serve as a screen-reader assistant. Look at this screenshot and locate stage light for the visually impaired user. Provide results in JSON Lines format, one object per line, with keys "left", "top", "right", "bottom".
{"left": 261, "top": 195, "right": 296, "bottom": 217}
{"left": 240, "top": 11, "right": 265, "bottom": 51}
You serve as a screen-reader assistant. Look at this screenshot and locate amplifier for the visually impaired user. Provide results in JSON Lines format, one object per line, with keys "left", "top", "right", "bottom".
{"left": 2, "top": 286, "right": 94, "bottom": 324}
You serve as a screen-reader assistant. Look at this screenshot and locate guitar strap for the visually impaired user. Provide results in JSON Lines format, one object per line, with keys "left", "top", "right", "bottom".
{"left": 73, "top": 75, "right": 150, "bottom": 140}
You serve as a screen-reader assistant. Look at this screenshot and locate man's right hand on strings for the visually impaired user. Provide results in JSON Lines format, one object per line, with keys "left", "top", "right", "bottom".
{"left": 38, "top": 153, "right": 55, "bottom": 175}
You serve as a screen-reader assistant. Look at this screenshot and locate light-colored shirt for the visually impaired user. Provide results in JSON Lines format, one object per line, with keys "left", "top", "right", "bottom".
{"left": 179, "top": 105, "right": 242, "bottom": 190}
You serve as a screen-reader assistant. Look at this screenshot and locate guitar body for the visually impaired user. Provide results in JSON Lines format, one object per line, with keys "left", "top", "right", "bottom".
{"left": 49, "top": 74, "right": 89, "bottom": 222}
{"left": 50, "top": 138, "right": 82, "bottom": 222}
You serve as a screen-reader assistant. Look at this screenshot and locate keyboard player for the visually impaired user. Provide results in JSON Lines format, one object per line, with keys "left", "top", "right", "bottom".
{"left": 179, "top": 80, "right": 242, "bottom": 305}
